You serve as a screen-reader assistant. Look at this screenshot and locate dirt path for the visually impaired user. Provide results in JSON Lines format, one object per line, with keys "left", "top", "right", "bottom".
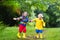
{"left": 17, "top": 35, "right": 45, "bottom": 40}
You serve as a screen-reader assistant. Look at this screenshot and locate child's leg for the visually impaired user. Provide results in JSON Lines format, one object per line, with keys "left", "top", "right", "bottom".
{"left": 40, "top": 33, "right": 43, "bottom": 38}
{"left": 39, "top": 30, "right": 43, "bottom": 38}
{"left": 17, "top": 24, "right": 24, "bottom": 38}
{"left": 17, "top": 32, "right": 21, "bottom": 38}
{"left": 23, "top": 26, "right": 26, "bottom": 38}
{"left": 23, "top": 33, "right": 26, "bottom": 38}
{"left": 36, "top": 29, "right": 39, "bottom": 38}
{"left": 36, "top": 33, "right": 39, "bottom": 38}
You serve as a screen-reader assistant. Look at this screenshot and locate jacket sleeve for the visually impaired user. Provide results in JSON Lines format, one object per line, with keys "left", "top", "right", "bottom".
{"left": 42, "top": 20, "right": 45, "bottom": 27}
{"left": 32, "top": 18, "right": 36, "bottom": 22}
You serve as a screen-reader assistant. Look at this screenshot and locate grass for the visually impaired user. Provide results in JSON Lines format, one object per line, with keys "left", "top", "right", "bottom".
{"left": 0, "top": 25, "right": 60, "bottom": 40}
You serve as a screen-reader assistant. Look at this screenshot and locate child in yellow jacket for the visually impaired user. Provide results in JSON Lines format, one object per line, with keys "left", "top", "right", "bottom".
{"left": 31, "top": 13, "right": 45, "bottom": 38}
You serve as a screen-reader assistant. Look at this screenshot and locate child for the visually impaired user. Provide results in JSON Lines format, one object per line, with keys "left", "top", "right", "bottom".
{"left": 31, "top": 13, "right": 45, "bottom": 38}
{"left": 13, "top": 11, "right": 28, "bottom": 38}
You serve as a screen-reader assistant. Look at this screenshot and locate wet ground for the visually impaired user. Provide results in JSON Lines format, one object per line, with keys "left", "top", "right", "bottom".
{"left": 17, "top": 35, "right": 45, "bottom": 40}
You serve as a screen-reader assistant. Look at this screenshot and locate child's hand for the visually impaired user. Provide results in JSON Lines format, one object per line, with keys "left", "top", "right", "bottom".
{"left": 13, "top": 18, "right": 16, "bottom": 20}
{"left": 17, "top": 18, "right": 20, "bottom": 20}
{"left": 29, "top": 20, "right": 31, "bottom": 22}
{"left": 29, "top": 20, "right": 33, "bottom": 22}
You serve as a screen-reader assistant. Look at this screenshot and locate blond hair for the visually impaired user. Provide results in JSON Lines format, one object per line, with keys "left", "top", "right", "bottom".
{"left": 38, "top": 13, "right": 43, "bottom": 17}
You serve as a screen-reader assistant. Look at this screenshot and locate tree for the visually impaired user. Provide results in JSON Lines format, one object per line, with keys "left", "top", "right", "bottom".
{"left": 0, "top": 0, "right": 60, "bottom": 27}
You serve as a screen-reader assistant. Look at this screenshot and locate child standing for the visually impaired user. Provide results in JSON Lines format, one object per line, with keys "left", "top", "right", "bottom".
{"left": 13, "top": 11, "right": 28, "bottom": 38}
{"left": 31, "top": 13, "right": 45, "bottom": 38}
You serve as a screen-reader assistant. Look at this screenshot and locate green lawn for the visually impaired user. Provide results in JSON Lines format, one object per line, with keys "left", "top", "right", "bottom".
{"left": 0, "top": 26, "right": 60, "bottom": 40}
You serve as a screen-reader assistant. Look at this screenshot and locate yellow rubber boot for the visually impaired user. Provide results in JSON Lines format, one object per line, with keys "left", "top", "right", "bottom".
{"left": 36, "top": 34, "right": 39, "bottom": 38}
{"left": 17, "top": 32, "right": 21, "bottom": 38}
{"left": 23, "top": 33, "right": 26, "bottom": 38}
{"left": 40, "top": 33, "right": 43, "bottom": 38}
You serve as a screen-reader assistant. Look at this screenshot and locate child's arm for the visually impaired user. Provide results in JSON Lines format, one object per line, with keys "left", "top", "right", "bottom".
{"left": 29, "top": 18, "right": 36, "bottom": 22}
{"left": 43, "top": 22, "right": 45, "bottom": 27}
{"left": 13, "top": 17, "right": 20, "bottom": 20}
{"left": 13, "top": 17, "right": 22, "bottom": 20}
{"left": 42, "top": 20, "right": 45, "bottom": 27}
{"left": 29, "top": 20, "right": 34, "bottom": 22}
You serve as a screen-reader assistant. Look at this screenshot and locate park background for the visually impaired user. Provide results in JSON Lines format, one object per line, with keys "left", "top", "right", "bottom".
{"left": 0, "top": 0, "right": 60, "bottom": 40}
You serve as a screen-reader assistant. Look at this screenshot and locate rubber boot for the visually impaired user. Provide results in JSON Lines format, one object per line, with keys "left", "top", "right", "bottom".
{"left": 23, "top": 33, "right": 26, "bottom": 38}
{"left": 17, "top": 32, "right": 21, "bottom": 38}
{"left": 40, "top": 33, "right": 43, "bottom": 38}
{"left": 36, "top": 34, "right": 39, "bottom": 38}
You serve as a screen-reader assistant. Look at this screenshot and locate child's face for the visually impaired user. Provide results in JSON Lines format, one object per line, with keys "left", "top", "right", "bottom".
{"left": 38, "top": 14, "right": 43, "bottom": 19}
{"left": 38, "top": 14, "right": 42, "bottom": 19}
{"left": 23, "top": 12, "right": 28, "bottom": 16}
